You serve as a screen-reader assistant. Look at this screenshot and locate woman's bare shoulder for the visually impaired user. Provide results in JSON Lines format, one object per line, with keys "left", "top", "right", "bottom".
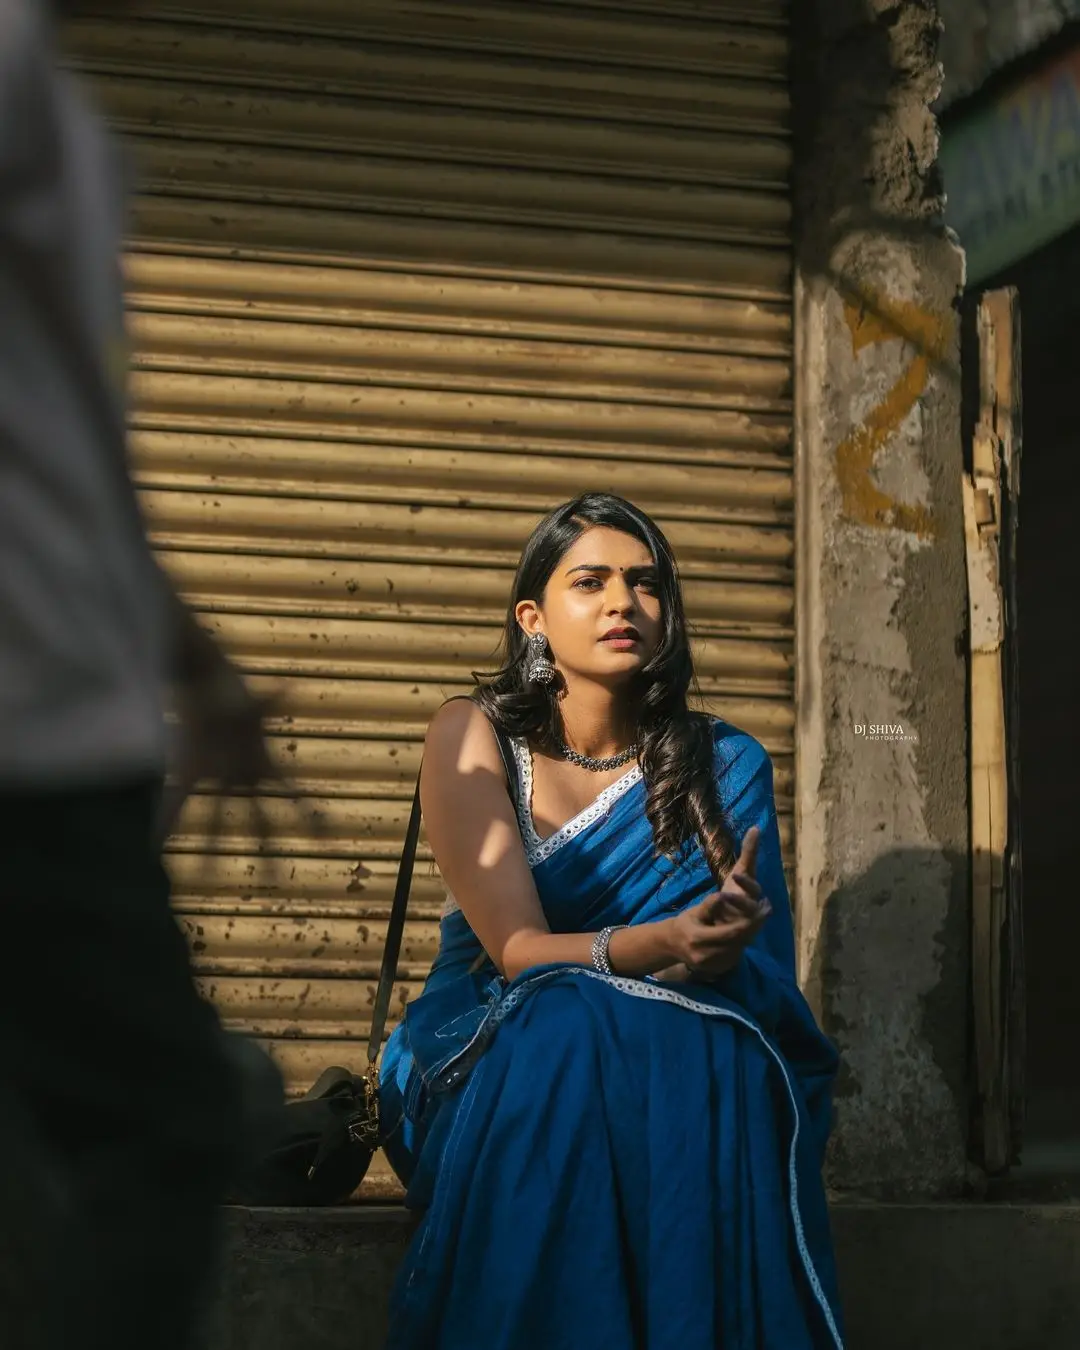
{"left": 425, "top": 698, "right": 503, "bottom": 769}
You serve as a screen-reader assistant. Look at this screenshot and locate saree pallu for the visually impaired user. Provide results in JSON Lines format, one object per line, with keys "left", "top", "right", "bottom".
{"left": 379, "top": 722, "right": 845, "bottom": 1350}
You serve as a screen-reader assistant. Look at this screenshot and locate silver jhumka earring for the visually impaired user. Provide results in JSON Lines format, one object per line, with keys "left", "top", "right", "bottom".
{"left": 526, "top": 632, "right": 557, "bottom": 685}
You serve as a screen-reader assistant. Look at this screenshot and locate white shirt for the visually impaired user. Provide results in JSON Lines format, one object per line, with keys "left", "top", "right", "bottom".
{"left": 0, "top": 1, "right": 168, "bottom": 786}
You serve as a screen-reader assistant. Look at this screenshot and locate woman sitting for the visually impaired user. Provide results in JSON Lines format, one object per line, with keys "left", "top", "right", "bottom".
{"left": 380, "top": 492, "right": 844, "bottom": 1350}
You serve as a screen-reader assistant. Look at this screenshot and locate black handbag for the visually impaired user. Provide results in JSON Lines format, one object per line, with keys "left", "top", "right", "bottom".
{"left": 229, "top": 698, "right": 517, "bottom": 1206}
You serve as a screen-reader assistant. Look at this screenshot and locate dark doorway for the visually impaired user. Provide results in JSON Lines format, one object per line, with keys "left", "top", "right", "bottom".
{"left": 974, "top": 224, "right": 1080, "bottom": 1185}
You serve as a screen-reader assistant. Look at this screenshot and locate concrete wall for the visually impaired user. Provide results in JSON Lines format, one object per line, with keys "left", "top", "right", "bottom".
{"left": 937, "top": 0, "right": 1080, "bottom": 108}
{"left": 793, "top": 1, "right": 972, "bottom": 1197}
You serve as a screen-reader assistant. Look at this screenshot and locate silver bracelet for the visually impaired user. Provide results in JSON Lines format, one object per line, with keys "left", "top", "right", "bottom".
{"left": 590, "top": 925, "right": 627, "bottom": 976}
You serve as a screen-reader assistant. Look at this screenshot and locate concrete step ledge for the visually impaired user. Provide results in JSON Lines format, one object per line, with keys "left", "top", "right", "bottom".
{"left": 204, "top": 1202, "right": 1080, "bottom": 1350}
{"left": 832, "top": 1202, "right": 1080, "bottom": 1350}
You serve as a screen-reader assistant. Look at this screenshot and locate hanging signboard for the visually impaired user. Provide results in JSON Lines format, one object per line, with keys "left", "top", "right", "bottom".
{"left": 941, "top": 40, "right": 1080, "bottom": 285}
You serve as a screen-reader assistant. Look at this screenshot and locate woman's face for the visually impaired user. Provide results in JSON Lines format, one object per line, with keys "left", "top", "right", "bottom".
{"left": 517, "top": 526, "right": 663, "bottom": 684}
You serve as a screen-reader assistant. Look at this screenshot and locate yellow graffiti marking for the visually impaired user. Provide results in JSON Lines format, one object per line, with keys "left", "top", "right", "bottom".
{"left": 835, "top": 295, "right": 951, "bottom": 538}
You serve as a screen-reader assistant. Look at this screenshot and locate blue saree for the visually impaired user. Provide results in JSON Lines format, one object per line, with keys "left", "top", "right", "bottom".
{"left": 379, "top": 719, "right": 844, "bottom": 1349}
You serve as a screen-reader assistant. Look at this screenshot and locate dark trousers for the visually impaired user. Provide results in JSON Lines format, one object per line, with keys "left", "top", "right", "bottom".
{"left": 0, "top": 781, "right": 255, "bottom": 1350}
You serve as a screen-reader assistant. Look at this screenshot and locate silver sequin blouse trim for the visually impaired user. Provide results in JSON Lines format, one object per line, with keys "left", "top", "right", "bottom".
{"left": 511, "top": 736, "right": 642, "bottom": 867}
{"left": 441, "top": 737, "right": 642, "bottom": 915}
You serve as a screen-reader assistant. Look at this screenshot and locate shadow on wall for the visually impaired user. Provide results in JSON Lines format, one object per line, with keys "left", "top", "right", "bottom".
{"left": 806, "top": 846, "right": 973, "bottom": 1199}
{"left": 793, "top": 0, "right": 963, "bottom": 382}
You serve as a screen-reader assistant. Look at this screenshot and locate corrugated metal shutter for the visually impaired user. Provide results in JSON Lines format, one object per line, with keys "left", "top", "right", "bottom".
{"left": 66, "top": 0, "right": 793, "bottom": 1197}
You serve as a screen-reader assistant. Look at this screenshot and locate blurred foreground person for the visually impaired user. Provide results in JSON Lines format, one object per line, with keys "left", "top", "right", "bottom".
{"left": 1, "top": 2, "right": 282, "bottom": 1346}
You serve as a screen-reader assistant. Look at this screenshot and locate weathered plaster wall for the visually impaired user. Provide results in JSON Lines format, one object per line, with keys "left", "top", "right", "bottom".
{"left": 793, "top": 1, "right": 971, "bottom": 1196}
{"left": 937, "top": 0, "right": 1080, "bottom": 107}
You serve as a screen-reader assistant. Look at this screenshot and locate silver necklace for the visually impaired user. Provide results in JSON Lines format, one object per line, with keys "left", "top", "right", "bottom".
{"left": 558, "top": 741, "right": 638, "bottom": 772}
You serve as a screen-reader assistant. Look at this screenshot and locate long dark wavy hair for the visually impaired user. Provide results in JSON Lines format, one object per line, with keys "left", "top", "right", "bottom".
{"left": 473, "top": 493, "right": 737, "bottom": 885}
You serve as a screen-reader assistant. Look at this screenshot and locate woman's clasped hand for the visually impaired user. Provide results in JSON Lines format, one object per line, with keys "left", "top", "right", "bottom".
{"left": 662, "top": 824, "right": 772, "bottom": 978}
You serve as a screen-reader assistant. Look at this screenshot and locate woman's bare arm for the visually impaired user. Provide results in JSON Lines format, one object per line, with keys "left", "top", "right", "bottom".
{"left": 421, "top": 701, "right": 683, "bottom": 981}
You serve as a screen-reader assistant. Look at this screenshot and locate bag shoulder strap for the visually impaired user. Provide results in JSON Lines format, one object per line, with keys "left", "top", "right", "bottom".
{"left": 366, "top": 694, "right": 519, "bottom": 1066}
